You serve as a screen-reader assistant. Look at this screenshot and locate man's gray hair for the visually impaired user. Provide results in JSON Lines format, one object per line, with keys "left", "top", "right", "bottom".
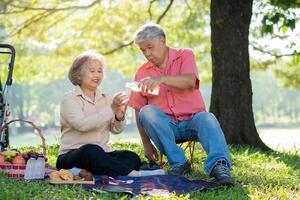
{"left": 134, "top": 23, "right": 166, "bottom": 43}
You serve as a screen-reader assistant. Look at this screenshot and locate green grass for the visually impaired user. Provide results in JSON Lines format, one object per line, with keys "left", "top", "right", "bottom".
{"left": 1, "top": 142, "right": 299, "bottom": 200}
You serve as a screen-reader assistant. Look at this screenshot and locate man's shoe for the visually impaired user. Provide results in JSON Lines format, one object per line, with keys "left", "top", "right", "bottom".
{"left": 140, "top": 161, "right": 161, "bottom": 170}
{"left": 140, "top": 161, "right": 151, "bottom": 170}
{"left": 210, "top": 160, "right": 234, "bottom": 186}
{"left": 168, "top": 160, "right": 192, "bottom": 176}
{"left": 149, "top": 160, "right": 161, "bottom": 170}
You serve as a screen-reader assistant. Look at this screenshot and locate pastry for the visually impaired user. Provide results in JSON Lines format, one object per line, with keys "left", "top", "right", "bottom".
{"left": 58, "top": 169, "right": 73, "bottom": 181}
{"left": 49, "top": 171, "right": 62, "bottom": 181}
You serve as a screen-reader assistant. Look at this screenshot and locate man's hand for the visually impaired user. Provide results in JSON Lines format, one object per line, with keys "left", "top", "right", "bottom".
{"left": 135, "top": 110, "right": 159, "bottom": 161}
{"left": 144, "top": 141, "right": 159, "bottom": 161}
{"left": 139, "top": 76, "right": 163, "bottom": 93}
{"left": 139, "top": 74, "right": 196, "bottom": 90}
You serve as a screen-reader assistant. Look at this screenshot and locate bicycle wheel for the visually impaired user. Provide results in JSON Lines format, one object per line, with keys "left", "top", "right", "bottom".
{"left": 0, "top": 82, "right": 9, "bottom": 148}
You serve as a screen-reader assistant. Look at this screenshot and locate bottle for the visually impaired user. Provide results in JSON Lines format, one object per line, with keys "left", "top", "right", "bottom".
{"left": 126, "top": 81, "right": 159, "bottom": 95}
{"left": 24, "top": 157, "right": 35, "bottom": 180}
{"left": 24, "top": 155, "right": 45, "bottom": 180}
{"left": 36, "top": 155, "right": 45, "bottom": 179}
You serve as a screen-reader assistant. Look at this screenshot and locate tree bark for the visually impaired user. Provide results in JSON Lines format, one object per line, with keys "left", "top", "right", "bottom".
{"left": 210, "top": 0, "right": 269, "bottom": 149}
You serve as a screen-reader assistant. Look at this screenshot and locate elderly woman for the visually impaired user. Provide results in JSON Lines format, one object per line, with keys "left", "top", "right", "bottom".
{"left": 56, "top": 51, "right": 163, "bottom": 177}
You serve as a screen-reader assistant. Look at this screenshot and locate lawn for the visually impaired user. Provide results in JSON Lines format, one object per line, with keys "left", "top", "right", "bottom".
{"left": 1, "top": 142, "right": 299, "bottom": 200}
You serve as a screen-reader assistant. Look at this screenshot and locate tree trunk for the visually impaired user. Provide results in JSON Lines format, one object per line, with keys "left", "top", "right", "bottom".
{"left": 210, "top": 0, "right": 269, "bottom": 149}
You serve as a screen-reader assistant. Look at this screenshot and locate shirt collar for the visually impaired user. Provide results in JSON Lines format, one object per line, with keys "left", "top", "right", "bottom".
{"left": 74, "top": 85, "right": 106, "bottom": 104}
{"left": 145, "top": 47, "right": 179, "bottom": 69}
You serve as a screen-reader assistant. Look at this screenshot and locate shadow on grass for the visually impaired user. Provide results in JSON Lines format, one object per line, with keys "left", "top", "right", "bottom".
{"left": 265, "top": 151, "right": 300, "bottom": 170}
{"left": 230, "top": 145, "right": 300, "bottom": 170}
{"left": 188, "top": 170, "right": 250, "bottom": 200}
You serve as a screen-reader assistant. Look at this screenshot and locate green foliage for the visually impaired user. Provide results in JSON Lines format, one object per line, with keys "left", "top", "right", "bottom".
{"left": 270, "top": 0, "right": 300, "bottom": 9}
{"left": 1, "top": 0, "right": 299, "bottom": 91}
{"left": 1, "top": 0, "right": 299, "bottom": 89}
{"left": 1, "top": 142, "right": 299, "bottom": 199}
{"left": 274, "top": 55, "right": 300, "bottom": 89}
{"left": 261, "top": 12, "right": 296, "bottom": 34}
{"left": 254, "top": 0, "right": 298, "bottom": 36}
{"left": 251, "top": 0, "right": 299, "bottom": 90}
{"left": 0, "top": 0, "right": 211, "bottom": 84}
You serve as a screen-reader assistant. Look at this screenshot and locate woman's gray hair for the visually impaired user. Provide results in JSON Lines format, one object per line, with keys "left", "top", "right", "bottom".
{"left": 134, "top": 23, "right": 166, "bottom": 43}
{"left": 68, "top": 51, "right": 105, "bottom": 86}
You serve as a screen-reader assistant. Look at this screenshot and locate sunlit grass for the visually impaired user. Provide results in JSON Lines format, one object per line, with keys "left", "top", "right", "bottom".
{"left": 1, "top": 142, "right": 299, "bottom": 199}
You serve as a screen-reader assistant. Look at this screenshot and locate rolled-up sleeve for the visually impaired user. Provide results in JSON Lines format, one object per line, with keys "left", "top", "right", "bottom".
{"left": 180, "top": 50, "right": 200, "bottom": 89}
{"left": 61, "top": 96, "right": 112, "bottom": 132}
{"left": 129, "top": 91, "right": 147, "bottom": 112}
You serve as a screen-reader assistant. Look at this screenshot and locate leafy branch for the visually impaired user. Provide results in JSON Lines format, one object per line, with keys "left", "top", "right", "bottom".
{"left": 102, "top": 0, "right": 175, "bottom": 55}
{"left": 0, "top": 0, "right": 101, "bottom": 15}
{"left": 4, "top": 10, "right": 56, "bottom": 39}
{"left": 156, "top": 0, "right": 174, "bottom": 24}
{"left": 148, "top": 0, "right": 157, "bottom": 21}
{"left": 251, "top": 43, "right": 300, "bottom": 58}
{"left": 1, "top": 0, "right": 101, "bottom": 40}
{"left": 2, "top": 0, "right": 174, "bottom": 56}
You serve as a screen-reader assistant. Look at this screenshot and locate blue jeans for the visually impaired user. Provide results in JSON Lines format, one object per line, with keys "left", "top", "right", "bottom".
{"left": 139, "top": 104, "right": 231, "bottom": 174}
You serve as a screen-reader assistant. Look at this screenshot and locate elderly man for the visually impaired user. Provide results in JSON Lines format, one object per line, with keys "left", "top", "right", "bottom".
{"left": 129, "top": 23, "right": 234, "bottom": 185}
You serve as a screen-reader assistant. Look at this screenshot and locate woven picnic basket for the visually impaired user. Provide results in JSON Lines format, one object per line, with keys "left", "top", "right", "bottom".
{"left": 0, "top": 119, "right": 46, "bottom": 179}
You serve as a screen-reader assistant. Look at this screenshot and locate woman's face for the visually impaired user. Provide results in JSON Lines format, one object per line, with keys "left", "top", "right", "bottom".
{"left": 80, "top": 58, "right": 104, "bottom": 91}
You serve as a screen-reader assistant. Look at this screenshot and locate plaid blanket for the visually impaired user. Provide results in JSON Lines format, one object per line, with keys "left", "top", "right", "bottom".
{"left": 83, "top": 175, "right": 219, "bottom": 196}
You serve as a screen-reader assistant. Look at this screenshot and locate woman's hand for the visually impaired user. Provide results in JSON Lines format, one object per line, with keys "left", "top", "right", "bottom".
{"left": 111, "top": 92, "right": 129, "bottom": 119}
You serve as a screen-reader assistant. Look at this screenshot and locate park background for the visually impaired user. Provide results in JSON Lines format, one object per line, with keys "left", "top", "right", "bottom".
{"left": 0, "top": 0, "right": 299, "bottom": 199}
{"left": 7, "top": 70, "right": 300, "bottom": 151}
{"left": 0, "top": 0, "right": 298, "bottom": 151}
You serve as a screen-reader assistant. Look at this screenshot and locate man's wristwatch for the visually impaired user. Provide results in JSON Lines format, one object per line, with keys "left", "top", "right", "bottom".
{"left": 115, "top": 114, "right": 125, "bottom": 122}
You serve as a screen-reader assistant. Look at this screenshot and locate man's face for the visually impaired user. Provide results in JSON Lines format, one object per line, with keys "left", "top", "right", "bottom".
{"left": 137, "top": 37, "right": 167, "bottom": 66}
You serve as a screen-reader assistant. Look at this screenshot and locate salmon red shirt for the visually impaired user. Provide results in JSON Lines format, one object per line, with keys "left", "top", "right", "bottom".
{"left": 129, "top": 47, "right": 206, "bottom": 121}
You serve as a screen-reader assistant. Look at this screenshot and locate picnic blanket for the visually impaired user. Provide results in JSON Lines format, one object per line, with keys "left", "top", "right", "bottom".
{"left": 16, "top": 167, "right": 219, "bottom": 196}
{"left": 83, "top": 175, "right": 220, "bottom": 196}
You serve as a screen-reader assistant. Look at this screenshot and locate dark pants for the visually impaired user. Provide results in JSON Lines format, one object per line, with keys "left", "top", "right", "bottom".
{"left": 56, "top": 144, "right": 142, "bottom": 177}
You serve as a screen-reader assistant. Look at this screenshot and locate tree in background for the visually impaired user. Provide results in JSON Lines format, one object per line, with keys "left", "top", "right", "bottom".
{"left": 250, "top": 0, "right": 300, "bottom": 89}
{"left": 0, "top": 0, "right": 211, "bottom": 132}
{"left": 210, "top": 0, "right": 299, "bottom": 149}
{"left": 0, "top": 0, "right": 211, "bottom": 83}
{"left": 0, "top": 0, "right": 299, "bottom": 148}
